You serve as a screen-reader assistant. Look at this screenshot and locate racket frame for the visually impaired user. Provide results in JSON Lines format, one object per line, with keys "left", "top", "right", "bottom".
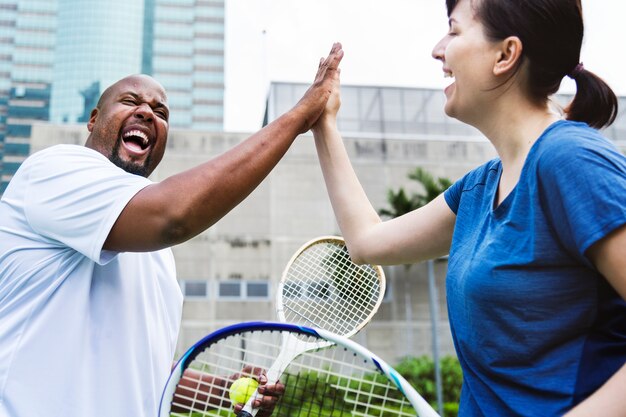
{"left": 159, "top": 321, "right": 441, "bottom": 417}
{"left": 276, "top": 235, "right": 386, "bottom": 337}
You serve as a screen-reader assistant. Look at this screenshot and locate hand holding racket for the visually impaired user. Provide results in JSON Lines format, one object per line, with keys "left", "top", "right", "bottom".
{"left": 159, "top": 322, "right": 441, "bottom": 417}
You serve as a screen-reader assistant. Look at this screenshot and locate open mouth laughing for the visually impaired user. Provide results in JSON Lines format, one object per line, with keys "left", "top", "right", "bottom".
{"left": 120, "top": 126, "right": 152, "bottom": 157}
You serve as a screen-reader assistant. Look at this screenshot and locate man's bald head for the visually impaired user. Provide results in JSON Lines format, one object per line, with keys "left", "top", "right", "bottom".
{"left": 96, "top": 74, "right": 167, "bottom": 110}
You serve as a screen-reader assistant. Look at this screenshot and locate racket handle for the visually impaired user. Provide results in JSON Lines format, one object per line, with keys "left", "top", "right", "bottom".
{"left": 236, "top": 411, "right": 253, "bottom": 417}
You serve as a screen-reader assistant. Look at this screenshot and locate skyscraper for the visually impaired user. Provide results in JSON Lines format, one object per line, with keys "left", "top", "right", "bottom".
{"left": 0, "top": 0, "right": 225, "bottom": 193}
{"left": 151, "top": 0, "right": 225, "bottom": 130}
{"left": 0, "top": 0, "right": 57, "bottom": 193}
{"left": 49, "top": 0, "right": 146, "bottom": 124}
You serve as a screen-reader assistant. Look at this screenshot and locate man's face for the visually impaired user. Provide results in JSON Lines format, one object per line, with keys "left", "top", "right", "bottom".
{"left": 86, "top": 75, "right": 169, "bottom": 177}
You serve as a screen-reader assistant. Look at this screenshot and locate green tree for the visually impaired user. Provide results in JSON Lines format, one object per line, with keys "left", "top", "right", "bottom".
{"left": 378, "top": 166, "right": 452, "bottom": 415}
{"left": 407, "top": 167, "right": 452, "bottom": 207}
{"left": 395, "top": 355, "right": 462, "bottom": 417}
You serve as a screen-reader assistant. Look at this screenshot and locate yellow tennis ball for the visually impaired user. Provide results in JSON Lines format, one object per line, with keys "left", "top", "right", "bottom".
{"left": 229, "top": 377, "right": 259, "bottom": 404}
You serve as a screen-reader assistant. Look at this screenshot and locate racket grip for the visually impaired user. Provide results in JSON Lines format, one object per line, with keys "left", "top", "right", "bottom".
{"left": 236, "top": 411, "right": 253, "bottom": 417}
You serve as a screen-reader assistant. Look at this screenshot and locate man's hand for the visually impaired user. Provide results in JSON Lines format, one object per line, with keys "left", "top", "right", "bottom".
{"left": 292, "top": 42, "right": 344, "bottom": 134}
{"left": 231, "top": 366, "right": 285, "bottom": 417}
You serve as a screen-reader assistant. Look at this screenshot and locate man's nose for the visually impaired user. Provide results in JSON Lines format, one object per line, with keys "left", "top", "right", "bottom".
{"left": 134, "top": 103, "right": 154, "bottom": 121}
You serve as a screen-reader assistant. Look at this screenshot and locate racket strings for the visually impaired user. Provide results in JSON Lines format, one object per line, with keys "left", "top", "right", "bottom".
{"left": 167, "top": 329, "right": 418, "bottom": 417}
{"left": 283, "top": 242, "right": 382, "bottom": 336}
{"left": 273, "top": 338, "right": 417, "bottom": 416}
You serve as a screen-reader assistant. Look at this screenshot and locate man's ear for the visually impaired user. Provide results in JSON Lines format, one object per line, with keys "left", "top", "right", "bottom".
{"left": 87, "top": 108, "right": 98, "bottom": 132}
{"left": 493, "top": 36, "right": 523, "bottom": 76}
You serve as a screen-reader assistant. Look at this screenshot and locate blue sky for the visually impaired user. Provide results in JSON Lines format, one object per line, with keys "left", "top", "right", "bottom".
{"left": 224, "top": 0, "right": 624, "bottom": 132}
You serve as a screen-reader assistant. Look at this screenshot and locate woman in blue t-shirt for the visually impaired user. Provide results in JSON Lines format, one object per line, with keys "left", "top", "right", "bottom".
{"left": 311, "top": 0, "right": 626, "bottom": 416}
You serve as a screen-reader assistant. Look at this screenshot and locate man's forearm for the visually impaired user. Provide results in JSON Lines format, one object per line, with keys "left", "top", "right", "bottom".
{"left": 103, "top": 43, "right": 343, "bottom": 252}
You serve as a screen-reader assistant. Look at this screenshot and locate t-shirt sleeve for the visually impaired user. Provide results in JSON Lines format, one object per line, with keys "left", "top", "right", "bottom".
{"left": 23, "top": 146, "right": 153, "bottom": 264}
{"left": 444, "top": 161, "right": 498, "bottom": 215}
{"left": 444, "top": 173, "right": 465, "bottom": 215}
{"left": 538, "top": 136, "right": 626, "bottom": 260}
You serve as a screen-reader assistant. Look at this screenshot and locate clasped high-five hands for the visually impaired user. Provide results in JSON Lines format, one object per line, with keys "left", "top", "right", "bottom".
{"left": 293, "top": 42, "right": 344, "bottom": 134}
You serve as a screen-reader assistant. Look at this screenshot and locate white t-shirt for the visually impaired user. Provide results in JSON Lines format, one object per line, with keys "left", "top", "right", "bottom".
{"left": 0, "top": 145, "right": 183, "bottom": 417}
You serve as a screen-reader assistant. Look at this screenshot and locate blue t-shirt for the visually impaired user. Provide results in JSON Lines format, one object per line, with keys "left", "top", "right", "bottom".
{"left": 444, "top": 120, "right": 626, "bottom": 417}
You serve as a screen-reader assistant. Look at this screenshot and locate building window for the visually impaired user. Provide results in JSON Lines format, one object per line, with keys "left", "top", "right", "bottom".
{"left": 247, "top": 282, "right": 269, "bottom": 299}
{"left": 181, "top": 280, "right": 208, "bottom": 298}
{"left": 218, "top": 281, "right": 241, "bottom": 298}
{"left": 217, "top": 280, "right": 269, "bottom": 300}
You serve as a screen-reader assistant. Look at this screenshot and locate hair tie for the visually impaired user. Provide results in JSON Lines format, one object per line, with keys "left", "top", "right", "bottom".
{"left": 568, "top": 62, "right": 584, "bottom": 79}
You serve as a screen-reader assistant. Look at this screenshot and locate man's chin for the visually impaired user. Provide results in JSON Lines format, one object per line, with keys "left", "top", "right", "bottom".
{"left": 109, "top": 140, "right": 153, "bottom": 177}
{"left": 110, "top": 154, "right": 151, "bottom": 177}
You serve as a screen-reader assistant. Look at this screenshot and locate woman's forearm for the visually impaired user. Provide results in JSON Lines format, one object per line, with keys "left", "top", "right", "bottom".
{"left": 564, "top": 363, "right": 626, "bottom": 417}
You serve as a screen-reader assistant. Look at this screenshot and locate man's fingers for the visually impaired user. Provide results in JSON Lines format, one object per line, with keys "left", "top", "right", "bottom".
{"left": 237, "top": 365, "right": 265, "bottom": 380}
{"left": 322, "top": 42, "right": 344, "bottom": 69}
{"left": 258, "top": 381, "right": 285, "bottom": 396}
{"left": 314, "top": 43, "right": 343, "bottom": 85}
{"left": 253, "top": 393, "right": 280, "bottom": 409}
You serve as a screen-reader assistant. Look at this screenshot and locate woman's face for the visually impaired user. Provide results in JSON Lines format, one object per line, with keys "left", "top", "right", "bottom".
{"left": 431, "top": 0, "right": 502, "bottom": 125}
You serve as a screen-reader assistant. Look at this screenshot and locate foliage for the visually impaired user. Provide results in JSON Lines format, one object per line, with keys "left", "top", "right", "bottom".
{"left": 378, "top": 187, "right": 419, "bottom": 218}
{"left": 270, "top": 356, "right": 462, "bottom": 417}
{"left": 408, "top": 167, "right": 453, "bottom": 207}
{"left": 394, "top": 355, "right": 462, "bottom": 416}
{"left": 378, "top": 167, "right": 452, "bottom": 218}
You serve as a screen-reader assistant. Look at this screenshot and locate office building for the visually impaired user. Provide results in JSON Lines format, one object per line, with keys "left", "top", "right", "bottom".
{"left": 0, "top": 0, "right": 225, "bottom": 193}
{"left": 0, "top": 0, "right": 57, "bottom": 193}
{"left": 151, "top": 0, "right": 225, "bottom": 130}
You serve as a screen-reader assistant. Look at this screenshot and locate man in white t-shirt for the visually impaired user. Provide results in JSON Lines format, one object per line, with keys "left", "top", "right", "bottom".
{"left": 0, "top": 43, "right": 344, "bottom": 417}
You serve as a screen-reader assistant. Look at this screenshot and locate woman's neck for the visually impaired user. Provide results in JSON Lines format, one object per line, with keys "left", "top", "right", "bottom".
{"left": 474, "top": 97, "right": 561, "bottom": 170}
{"left": 470, "top": 95, "right": 562, "bottom": 208}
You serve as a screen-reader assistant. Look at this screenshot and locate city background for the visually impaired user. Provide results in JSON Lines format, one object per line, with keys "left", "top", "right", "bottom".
{"left": 2, "top": 0, "right": 625, "bottom": 365}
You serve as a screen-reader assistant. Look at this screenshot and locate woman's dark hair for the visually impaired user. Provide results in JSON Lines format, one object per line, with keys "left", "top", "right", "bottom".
{"left": 445, "top": 0, "right": 617, "bottom": 129}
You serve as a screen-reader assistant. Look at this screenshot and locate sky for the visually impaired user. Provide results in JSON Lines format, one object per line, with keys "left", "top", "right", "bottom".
{"left": 223, "top": 0, "right": 625, "bottom": 133}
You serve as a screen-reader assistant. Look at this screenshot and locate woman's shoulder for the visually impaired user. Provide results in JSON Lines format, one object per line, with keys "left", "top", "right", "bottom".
{"left": 531, "top": 120, "right": 626, "bottom": 184}
{"left": 537, "top": 120, "right": 618, "bottom": 156}
{"left": 533, "top": 120, "right": 624, "bottom": 169}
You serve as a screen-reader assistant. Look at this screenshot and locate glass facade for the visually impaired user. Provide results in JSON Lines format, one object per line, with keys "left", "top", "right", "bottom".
{"left": 152, "top": 0, "right": 225, "bottom": 130}
{"left": 266, "top": 82, "right": 626, "bottom": 143}
{"left": 265, "top": 83, "right": 484, "bottom": 139}
{"left": 49, "top": 0, "right": 145, "bottom": 123}
{"left": 0, "top": 0, "right": 226, "bottom": 193}
{"left": 0, "top": 0, "right": 57, "bottom": 193}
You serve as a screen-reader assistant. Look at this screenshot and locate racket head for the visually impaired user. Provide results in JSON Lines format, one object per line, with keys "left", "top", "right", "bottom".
{"left": 277, "top": 236, "right": 386, "bottom": 337}
{"left": 159, "top": 321, "right": 440, "bottom": 417}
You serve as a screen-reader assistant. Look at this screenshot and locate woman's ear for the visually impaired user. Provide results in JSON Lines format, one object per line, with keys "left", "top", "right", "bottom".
{"left": 493, "top": 36, "right": 523, "bottom": 76}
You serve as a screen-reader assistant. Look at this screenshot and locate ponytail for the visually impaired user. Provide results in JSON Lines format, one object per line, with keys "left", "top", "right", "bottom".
{"left": 565, "top": 66, "right": 618, "bottom": 129}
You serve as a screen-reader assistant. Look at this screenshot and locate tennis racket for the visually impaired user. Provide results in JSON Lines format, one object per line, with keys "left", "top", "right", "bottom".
{"left": 277, "top": 235, "right": 385, "bottom": 336}
{"left": 235, "top": 235, "right": 386, "bottom": 416}
{"left": 159, "top": 321, "right": 441, "bottom": 417}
